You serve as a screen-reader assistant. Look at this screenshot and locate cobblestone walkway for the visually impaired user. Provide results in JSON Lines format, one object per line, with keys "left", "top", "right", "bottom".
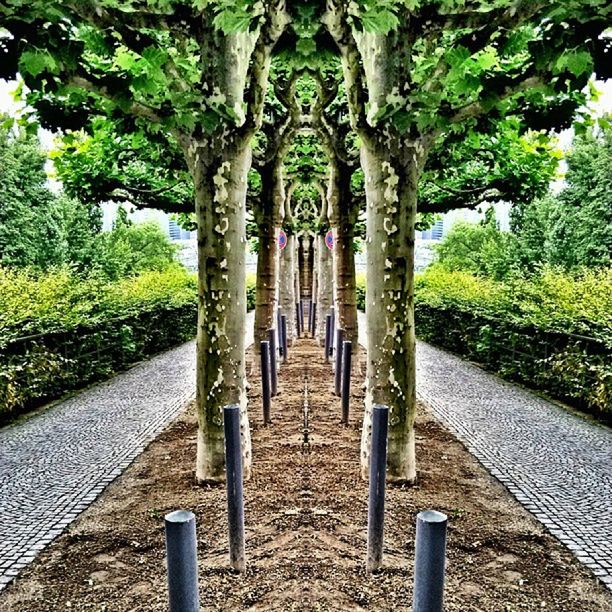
{"left": 0, "top": 340, "right": 197, "bottom": 591}
{"left": 357, "top": 313, "right": 612, "bottom": 590}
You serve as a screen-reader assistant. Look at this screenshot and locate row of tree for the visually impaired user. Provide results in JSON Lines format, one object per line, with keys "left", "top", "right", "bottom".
{"left": 1, "top": 1, "right": 609, "bottom": 483}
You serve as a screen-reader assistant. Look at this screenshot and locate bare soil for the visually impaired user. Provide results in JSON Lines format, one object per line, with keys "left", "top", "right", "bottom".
{"left": 1, "top": 339, "right": 610, "bottom": 611}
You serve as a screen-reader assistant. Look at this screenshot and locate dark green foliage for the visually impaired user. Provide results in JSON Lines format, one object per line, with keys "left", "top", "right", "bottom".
{"left": 0, "top": 266, "right": 198, "bottom": 422}
{"left": 512, "top": 124, "right": 612, "bottom": 271}
{"left": 414, "top": 266, "right": 611, "bottom": 419}
{"left": 0, "top": 120, "right": 100, "bottom": 270}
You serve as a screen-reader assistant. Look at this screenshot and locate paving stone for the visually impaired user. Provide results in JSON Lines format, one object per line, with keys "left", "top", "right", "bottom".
{"left": 356, "top": 314, "right": 612, "bottom": 591}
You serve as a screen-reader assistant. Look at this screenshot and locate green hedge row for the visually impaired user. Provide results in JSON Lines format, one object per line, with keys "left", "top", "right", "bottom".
{"left": 0, "top": 266, "right": 198, "bottom": 422}
{"left": 357, "top": 266, "right": 611, "bottom": 418}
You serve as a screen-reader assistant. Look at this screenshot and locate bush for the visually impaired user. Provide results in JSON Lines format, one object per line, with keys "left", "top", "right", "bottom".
{"left": 356, "top": 272, "right": 366, "bottom": 311}
{"left": 0, "top": 266, "right": 198, "bottom": 421}
{"left": 415, "top": 265, "right": 612, "bottom": 418}
{"left": 246, "top": 272, "right": 256, "bottom": 312}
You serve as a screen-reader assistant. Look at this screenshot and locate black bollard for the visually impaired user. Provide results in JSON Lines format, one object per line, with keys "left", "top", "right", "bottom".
{"left": 277, "top": 308, "right": 283, "bottom": 357}
{"left": 267, "top": 328, "right": 278, "bottom": 396}
{"left": 413, "top": 510, "right": 448, "bottom": 612}
{"left": 295, "top": 302, "right": 302, "bottom": 337}
{"left": 366, "top": 404, "right": 389, "bottom": 573}
{"left": 300, "top": 300, "right": 305, "bottom": 334}
{"left": 260, "top": 340, "right": 271, "bottom": 424}
{"left": 281, "top": 314, "right": 288, "bottom": 363}
{"left": 164, "top": 510, "right": 200, "bottom": 612}
{"left": 341, "top": 340, "right": 352, "bottom": 424}
{"left": 223, "top": 405, "right": 245, "bottom": 572}
{"left": 334, "top": 328, "right": 344, "bottom": 396}
{"left": 329, "top": 306, "right": 335, "bottom": 356}
{"left": 311, "top": 302, "right": 317, "bottom": 337}
{"left": 324, "top": 314, "right": 332, "bottom": 362}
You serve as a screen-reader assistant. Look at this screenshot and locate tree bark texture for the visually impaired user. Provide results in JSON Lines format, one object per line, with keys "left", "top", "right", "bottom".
{"left": 253, "top": 162, "right": 283, "bottom": 350}
{"left": 315, "top": 232, "right": 334, "bottom": 342}
{"left": 279, "top": 233, "right": 297, "bottom": 340}
{"left": 360, "top": 140, "right": 424, "bottom": 484}
{"left": 189, "top": 141, "right": 252, "bottom": 483}
{"left": 328, "top": 160, "right": 359, "bottom": 350}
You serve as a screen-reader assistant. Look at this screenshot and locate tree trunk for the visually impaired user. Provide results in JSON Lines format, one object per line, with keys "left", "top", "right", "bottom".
{"left": 254, "top": 222, "right": 278, "bottom": 348}
{"left": 328, "top": 160, "right": 360, "bottom": 355}
{"left": 360, "top": 140, "right": 422, "bottom": 484}
{"left": 190, "top": 143, "right": 252, "bottom": 483}
{"left": 279, "top": 233, "right": 297, "bottom": 340}
{"left": 315, "top": 232, "right": 334, "bottom": 342}
{"left": 253, "top": 163, "right": 283, "bottom": 350}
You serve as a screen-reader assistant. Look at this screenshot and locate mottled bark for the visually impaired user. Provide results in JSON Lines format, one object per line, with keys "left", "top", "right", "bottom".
{"left": 360, "top": 140, "right": 425, "bottom": 484}
{"left": 328, "top": 160, "right": 359, "bottom": 350}
{"left": 254, "top": 163, "right": 283, "bottom": 350}
{"left": 189, "top": 142, "right": 252, "bottom": 483}
{"left": 279, "top": 233, "right": 297, "bottom": 340}
{"left": 315, "top": 233, "right": 334, "bottom": 342}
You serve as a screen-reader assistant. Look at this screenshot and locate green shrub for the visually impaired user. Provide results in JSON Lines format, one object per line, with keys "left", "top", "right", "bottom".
{"left": 246, "top": 272, "right": 256, "bottom": 312}
{"left": 415, "top": 265, "right": 612, "bottom": 418}
{"left": 356, "top": 272, "right": 366, "bottom": 311}
{"left": 0, "top": 266, "right": 198, "bottom": 422}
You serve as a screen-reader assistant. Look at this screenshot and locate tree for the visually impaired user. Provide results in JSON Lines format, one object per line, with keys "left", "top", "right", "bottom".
{"left": 322, "top": 1, "right": 610, "bottom": 482}
{"left": 1, "top": 1, "right": 291, "bottom": 481}
{"left": 0, "top": 120, "right": 99, "bottom": 270}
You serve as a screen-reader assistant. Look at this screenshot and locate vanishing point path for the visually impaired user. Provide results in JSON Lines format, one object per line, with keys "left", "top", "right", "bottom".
{"left": 1, "top": 312, "right": 610, "bottom": 593}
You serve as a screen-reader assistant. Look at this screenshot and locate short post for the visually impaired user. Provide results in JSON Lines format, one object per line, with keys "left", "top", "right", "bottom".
{"left": 300, "top": 300, "right": 305, "bottom": 334}
{"left": 334, "top": 328, "right": 344, "bottom": 396}
{"left": 223, "top": 405, "right": 246, "bottom": 572}
{"left": 295, "top": 302, "right": 302, "bottom": 337}
{"left": 341, "top": 340, "right": 352, "bottom": 424}
{"left": 165, "top": 510, "right": 200, "bottom": 612}
{"left": 267, "top": 328, "right": 278, "bottom": 396}
{"left": 366, "top": 404, "right": 389, "bottom": 574}
{"left": 311, "top": 302, "right": 317, "bottom": 337}
{"left": 329, "top": 306, "right": 335, "bottom": 355}
{"left": 277, "top": 308, "right": 283, "bottom": 357}
{"left": 413, "top": 510, "right": 448, "bottom": 612}
{"left": 281, "top": 314, "right": 288, "bottom": 363}
{"left": 324, "top": 314, "right": 332, "bottom": 362}
{"left": 260, "top": 341, "right": 271, "bottom": 424}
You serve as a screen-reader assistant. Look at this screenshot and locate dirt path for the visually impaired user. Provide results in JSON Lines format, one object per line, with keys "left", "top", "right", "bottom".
{"left": 1, "top": 339, "right": 610, "bottom": 611}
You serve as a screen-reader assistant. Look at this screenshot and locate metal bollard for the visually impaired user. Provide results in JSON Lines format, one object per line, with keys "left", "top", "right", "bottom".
{"left": 223, "top": 405, "right": 246, "bottom": 572}
{"left": 267, "top": 328, "right": 278, "bottom": 396}
{"left": 277, "top": 308, "right": 283, "bottom": 357}
{"left": 260, "top": 341, "right": 271, "bottom": 424}
{"left": 413, "top": 510, "right": 448, "bottom": 612}
{"left": 329, "top": 306, "right": 335, "bottom": 356}
{"left": 366, "top": 404, "right": 389, "bottom": 574}
{"left": 165, "top": 510, "right": 200, "bottom": 612}
{"left": 281, "top": 314, "right": 288, "bottom": 363}
{"left": 334, "top": 328, "right": 344, "bottom": 396}
{"left": 300, "top": 300, "right": 305, "bottom": 334}
{"left": 295, "top": 302, "right": 302, "bottom": 337}
{"left": 341, "top": 340, "right": 352, "bottom": 424}
{"left": 324, "top": 314, "right": 332, "bottom": 362}
{"left": 311, "top": 302, "right": 317, "bottom": 337}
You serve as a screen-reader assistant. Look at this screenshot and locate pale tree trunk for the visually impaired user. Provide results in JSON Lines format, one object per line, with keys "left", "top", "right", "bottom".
{"left": 279, "top": 233, "right": 297, "bottom": 340}
{"left": 360, "top": 140, "right": 425, "bottom": 484}
{"left": 315, "top": 232, "right": 334, "bottom": 342}
{"left": 189, "top": 141, "right": 252, "bottom": 483}
{"left": 293, "top": 236, "right": 301, "bottom": 328}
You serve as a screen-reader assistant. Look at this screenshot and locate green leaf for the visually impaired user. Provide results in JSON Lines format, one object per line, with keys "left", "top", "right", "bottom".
{"left": 555, "top": 50, "right": 593, "bottom": 77}
{"left": 19, "top": 49, "right": 58, "bottom": 77}
{"left": 296, "top": 39, "right": 317, "bottom": 56}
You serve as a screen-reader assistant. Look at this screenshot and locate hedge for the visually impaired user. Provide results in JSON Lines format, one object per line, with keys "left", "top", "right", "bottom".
{"left": 0, "top": 266, "right": 198, "bottom": 422}
{"left": 356, "top": 266, "right": 611, "bottom": 418}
